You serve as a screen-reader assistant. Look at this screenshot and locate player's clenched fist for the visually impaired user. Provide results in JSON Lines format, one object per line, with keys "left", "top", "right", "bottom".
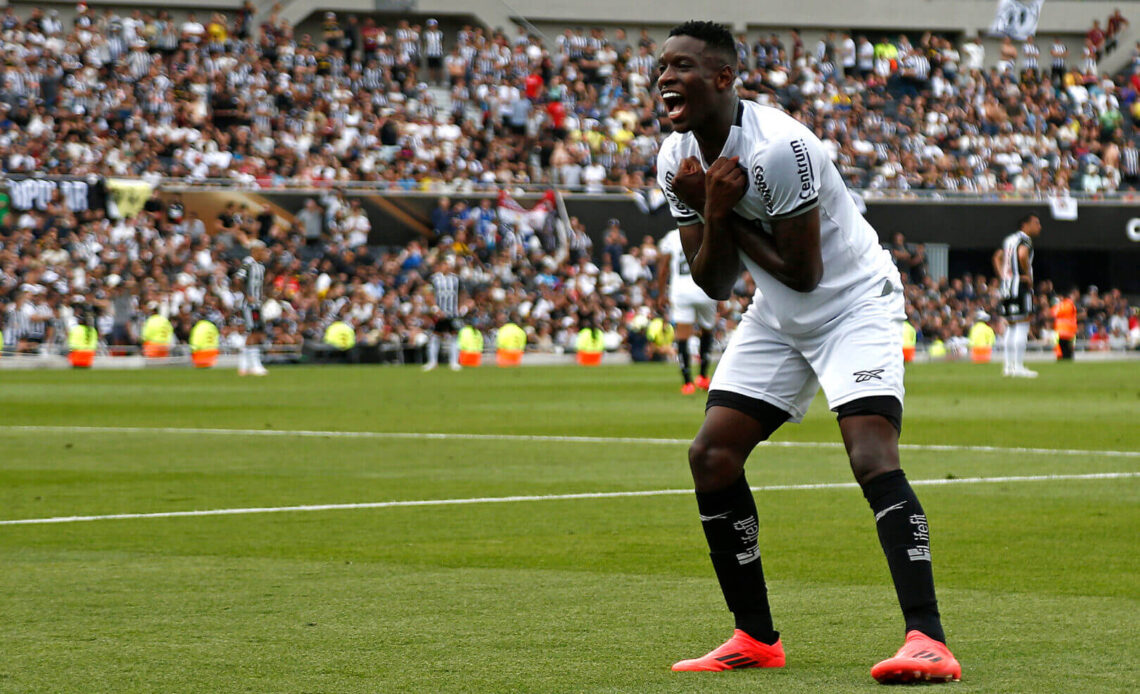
{"left": 672, "top": 156, "right": 706, "bottom": 213}
{"left": 705, "top": 156, "right": 746, "bottom": 220}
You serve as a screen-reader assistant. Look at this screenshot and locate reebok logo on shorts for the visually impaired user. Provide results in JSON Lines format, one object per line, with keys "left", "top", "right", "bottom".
{"left": 853, "top": 369, "right": 884, "bottom": 383}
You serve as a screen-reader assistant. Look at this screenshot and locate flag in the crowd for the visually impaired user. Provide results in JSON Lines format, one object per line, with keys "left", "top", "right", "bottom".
{"left": 106, "top": 178, "right": 154, "bottom": 219}
{"left": 990, "top": 0, "right": 1044, "bottom": 40}
{"left": 1049, "top": 192, "right": 1078, "bottom": 221}
{"left": 496, "top": 189, "right": 554, "bottom": 236}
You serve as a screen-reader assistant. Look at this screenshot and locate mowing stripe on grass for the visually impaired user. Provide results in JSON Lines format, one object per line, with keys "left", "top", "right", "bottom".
{"left": 1, "top": 472, "right": 1136, "bottom": 526}
{"left": 1, "top": 425, "right": 1138, "bottom": 459}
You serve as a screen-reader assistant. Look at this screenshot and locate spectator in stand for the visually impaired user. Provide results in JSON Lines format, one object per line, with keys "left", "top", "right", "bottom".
{"left": 601, "top": 219, "right": 627, "bottom": 270}
{"left": 297, "top": 199, "right": 325, "bottom": 246}
{"left": 1088, "top": 19, "right": 1106, "bottom": 61}
{"left": 0, "top": 6, "right": 1133, "bottom": 196}
{"left": 1050, "top": 37, "right": 1068, "bottom": 85}
{"left": 1105, "top": 9, "right": 1129, "bottom": 56}
{"left": 887, "top": 232, "right": 927, "bottom": 285}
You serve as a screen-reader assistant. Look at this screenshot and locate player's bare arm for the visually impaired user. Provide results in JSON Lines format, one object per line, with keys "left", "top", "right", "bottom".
{"left": 671, "top": 156, "right": 742, "bottom": 300}
{"left": 1017, "top": 245, "right": 1031, "bottom": 285}
{"left": 656, "top": 248, "right": 671, "bottom": 308}
{"left": 727, "top": 207, "right": 823, "bottom": 293}
{"left": 670, "top": 155, "right": 820, "bottom": 293}
{"left": 992, "top": 248, "right": 1006, "bottom": 279}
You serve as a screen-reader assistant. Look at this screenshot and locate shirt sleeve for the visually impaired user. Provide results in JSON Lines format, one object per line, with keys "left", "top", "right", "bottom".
{"left": 656, "top": 142, "right": 701, "bottom": 226}
{"left": 749, "top": 134, "right": 823, "bottom": 220}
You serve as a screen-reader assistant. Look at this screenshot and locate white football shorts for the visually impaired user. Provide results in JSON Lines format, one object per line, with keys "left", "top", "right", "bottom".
{"left": 670, "top": 289, "right": 718, "bottom": 330}
{"left": 709, "top": 289, "right": 905, "bottom": 423}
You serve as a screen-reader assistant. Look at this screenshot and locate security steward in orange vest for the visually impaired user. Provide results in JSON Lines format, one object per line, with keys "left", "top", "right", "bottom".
{"left": 1052, "top": 288, "right": 1079, "bottom": 360}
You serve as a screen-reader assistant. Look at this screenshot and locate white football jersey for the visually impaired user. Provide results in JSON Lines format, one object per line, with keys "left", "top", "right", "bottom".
{"left": 659, "top": 229, "right": 713, "bottom": 302}
{"left": 657, "top": 101, "right": 901, "bottom": 335}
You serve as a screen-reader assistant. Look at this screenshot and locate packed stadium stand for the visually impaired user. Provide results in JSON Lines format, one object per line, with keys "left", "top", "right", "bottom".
{"left": 0, "top": 1, "right": 1137, "bottom": 364}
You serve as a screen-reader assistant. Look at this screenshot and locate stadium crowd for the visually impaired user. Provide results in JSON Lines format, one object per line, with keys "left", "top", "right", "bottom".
{"left": 0, "top": 5, "right": 1136, "bottom": 194}
{"left": 1, "top": 191, "right": 1136, "bottom": 360}
{"left": 0, "top": 6, "right": 1137, "bottom": 361}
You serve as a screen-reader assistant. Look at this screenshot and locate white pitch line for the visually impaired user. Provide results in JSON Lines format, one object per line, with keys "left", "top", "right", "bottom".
{"left": 1, "top": 472, "right": 1136, "bottom": 526}
{"left": 1, "top": 425, "right": 1138, "bottom": 459}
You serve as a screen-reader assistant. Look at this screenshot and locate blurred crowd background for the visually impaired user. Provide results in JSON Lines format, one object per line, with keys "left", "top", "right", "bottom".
{"left": 1, "top": 4, "right": 1137, "bottom": 361}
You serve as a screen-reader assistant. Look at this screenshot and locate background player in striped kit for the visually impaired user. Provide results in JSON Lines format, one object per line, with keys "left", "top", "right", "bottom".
{"left": 994, "top": 214, "right": 1042, "bottom": 378}
{"left": 235, "top": 242, "right": 269, "bottom": 376}
{"left": 658, "top": 228, "right": 719, "bottom": 394}
{"left": 423, "top": 257, "right": 463, "bottom": 371}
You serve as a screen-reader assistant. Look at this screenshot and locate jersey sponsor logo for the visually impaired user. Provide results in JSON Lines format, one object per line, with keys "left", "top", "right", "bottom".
{"left": 790, "top": 138, "right": 815, "bottom": 200}
{"left": 751, "top": 164, "right": 775, "bottom": 214}
{"left": 853, "top": 368, "right": 884, "bottom": 383}
{"left": 663, "top": 171, "right": 695, "bottom": 217}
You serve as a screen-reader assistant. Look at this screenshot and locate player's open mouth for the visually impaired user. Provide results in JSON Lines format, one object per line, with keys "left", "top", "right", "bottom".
{"left": 661, "top": 90, "right": 686, "bottom": 120}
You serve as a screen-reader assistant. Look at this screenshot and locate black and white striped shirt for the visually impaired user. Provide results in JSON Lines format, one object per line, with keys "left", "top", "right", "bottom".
{"left": 126, "top": 49, "right": 152, "bottom": 80}
{"left": 424, "top": 29, "right": 444, "bottom": 58}
{"left": 627, "top": 53, "right": 654, "bottom": 77}
{"left": 568, "top": 34, "right": 587, "bottom": 59}
{"left": 106, "top": 35, "right": 127, "bottom": 61}
{"left": 904, "top": 52, "right": 930, "bottom": 80}
{"left": 3, "top": 69, "right": 27, "bottom": 97}
{"left": 4, "top": 305, "right": 30, "bottom": 344}
{"left": 1000, "top": 231, "right": 1033, "bottom": 300}
{"left": 1122, "top": 143, "right": 1139, "bottom": 177}
{"left": 1051, "top": 41, "right": 1067, "bottom": 69}
{"left": 235, "top": 258, "right": 266, "bottom": 304}
{"left": 1022, "top": 42, "right": 1039, "bottom": 71}
{"left": 362, "top": 65, "right": 384, "bottom": 90}
{"left": 430, "top": 271, "right": 461, "bottom": 318}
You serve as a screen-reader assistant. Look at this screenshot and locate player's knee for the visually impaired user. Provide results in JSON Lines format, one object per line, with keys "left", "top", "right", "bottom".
{"left": 847, "top": 439, "right": 899, "bottom": 486}
{"left": 688, "top": 439, "right": 744, "bottom": 488}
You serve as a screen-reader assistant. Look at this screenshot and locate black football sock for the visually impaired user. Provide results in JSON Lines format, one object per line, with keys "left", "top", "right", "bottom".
{"left": 695, "top": 473, "right": 778, "bottom": 644}
{"left": 698, "top": 332, "right": 713, "bottom": 377}
{"left": 676, "top": 338, "right": 692, "bottom": 384}
{"left": 861, "top": 469, "right": 945, "bottom": 644}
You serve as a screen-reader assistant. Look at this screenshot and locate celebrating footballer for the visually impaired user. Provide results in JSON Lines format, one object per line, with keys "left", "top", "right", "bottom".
{"left": 655, "top": 20, "right": 960, "bottom": 683}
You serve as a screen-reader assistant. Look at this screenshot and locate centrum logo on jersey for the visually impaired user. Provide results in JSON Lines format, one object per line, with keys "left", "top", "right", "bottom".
{"left": 853, "top": 369, "right": 884, "bottom": 382}
{"left": 790, "top": 138, "right": 815, "bottom": 200}
{"left": 750, "top": 164, "right": 775, "bottom": 214}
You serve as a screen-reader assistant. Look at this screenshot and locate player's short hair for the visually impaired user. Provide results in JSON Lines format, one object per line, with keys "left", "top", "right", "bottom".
{"left": 1017, "top": 213, "right": 1040, "bottom": 229}
{"left": 668, "top": 20, "right": 737, "bottom": 68}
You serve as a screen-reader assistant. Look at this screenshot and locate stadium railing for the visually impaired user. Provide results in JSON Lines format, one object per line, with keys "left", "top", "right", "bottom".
{"left": 4, "top": 175, "right": 1137, "bottom": 202}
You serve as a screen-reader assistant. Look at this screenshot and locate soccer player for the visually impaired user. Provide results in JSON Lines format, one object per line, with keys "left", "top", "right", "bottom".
{"left": 235, "top": 241, "right": 269, "bottom": 376}
{"left": 658, "top": 228, "right": 719, "bottom": 394}
{"left": 994, "top": 214, "right": 1042, "bottom": 378}
{"left": 423, "top": 257, "right": 462, "bottom": 371}
{"left": 655, "top": 21, "right": 960, "bottom": 683}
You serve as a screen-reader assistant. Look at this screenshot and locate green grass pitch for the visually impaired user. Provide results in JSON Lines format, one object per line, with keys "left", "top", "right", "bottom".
{"left": 1, "top": 361, "right": 1137, "bottom": 693}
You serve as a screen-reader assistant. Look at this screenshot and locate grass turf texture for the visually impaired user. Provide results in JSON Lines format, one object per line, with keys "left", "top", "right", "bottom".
{"left": 0, "top": 361, "right": 1137, "bottom": 693}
